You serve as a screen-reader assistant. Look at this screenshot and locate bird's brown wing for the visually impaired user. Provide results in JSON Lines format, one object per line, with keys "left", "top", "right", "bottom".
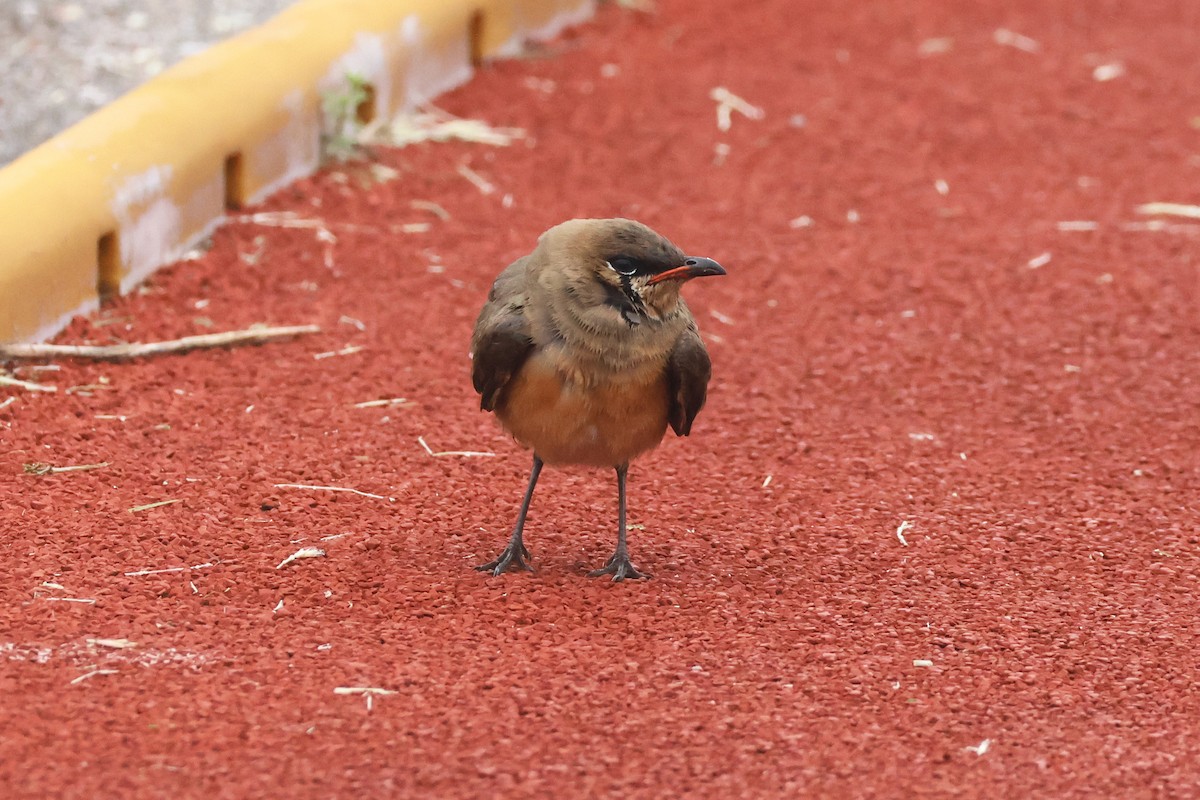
{"left": 470, "top": 256, "right": 535, "bottom": 412}
{"left": 664, "top": 321, "right": 712, "bottom": 436}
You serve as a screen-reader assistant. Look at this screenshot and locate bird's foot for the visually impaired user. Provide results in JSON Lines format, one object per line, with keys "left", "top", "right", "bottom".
{"left": 475, "top": 541, "right": 534, "bottom": 576}
{"left": 587, "top": 551, "right": 649, "bottom": 582}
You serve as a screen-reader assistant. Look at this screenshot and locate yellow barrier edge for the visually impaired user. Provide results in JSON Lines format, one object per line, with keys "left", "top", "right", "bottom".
{"left": 0, "top": 0, "right": 594, "bottom": 343}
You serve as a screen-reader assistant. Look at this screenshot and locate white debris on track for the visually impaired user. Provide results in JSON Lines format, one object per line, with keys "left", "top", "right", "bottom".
{"left": 1, "top": 639, "right": 213, "bottom": 669}
{"left": 964, "top": 739, "right": 992, "bottom": 756}
{"left": 1, "top": 0, "right": 295, "bottom": 166}
{"left": 992, "top": 28, "right": 1040, "bottom": 53}
{"left": 375, "top": 108, "right": 526, "bottom": 148}
{"left": 275, "top": 547, "right": 327, "bottom": 569}
{"left": 709, "top": 87, "right": 764, "bottom": 132}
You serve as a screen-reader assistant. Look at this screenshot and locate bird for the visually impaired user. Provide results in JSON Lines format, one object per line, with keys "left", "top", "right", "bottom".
{"left": 469, "top": 218, "right": 725, "bottom": 580}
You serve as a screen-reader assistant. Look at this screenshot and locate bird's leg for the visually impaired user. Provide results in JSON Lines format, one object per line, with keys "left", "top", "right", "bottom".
{"left": 588, "top": 463, "right": 649, "bottom": 581}
{"left": 476, "top": 454, "right": 543, "bottom": 576}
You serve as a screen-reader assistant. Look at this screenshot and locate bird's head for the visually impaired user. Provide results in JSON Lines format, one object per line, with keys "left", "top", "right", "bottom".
{"left": 537, "top": 218, "right": 726, "bottom": 328}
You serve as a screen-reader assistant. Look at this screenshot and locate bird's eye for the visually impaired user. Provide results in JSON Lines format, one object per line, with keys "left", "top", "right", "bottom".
{"left": 608, "top": 257, "right": 638, "bottom": 276}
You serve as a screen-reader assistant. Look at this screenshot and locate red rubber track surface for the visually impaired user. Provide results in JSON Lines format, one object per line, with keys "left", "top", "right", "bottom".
{"left": 3, "top": 1, "right": 1199, "bottom": 797}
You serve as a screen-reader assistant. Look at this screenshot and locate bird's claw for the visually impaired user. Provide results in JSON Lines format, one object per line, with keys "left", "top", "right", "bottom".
{"left": 476, "top": 542, "right": 534, "bottom": 576}
{"left": 587, "top": 552, "right": 649, "bottom": 582}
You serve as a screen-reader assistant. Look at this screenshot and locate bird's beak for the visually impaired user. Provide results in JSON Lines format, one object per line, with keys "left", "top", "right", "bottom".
{"left": 645, "top": 257, "right": 727, "bottom": 285}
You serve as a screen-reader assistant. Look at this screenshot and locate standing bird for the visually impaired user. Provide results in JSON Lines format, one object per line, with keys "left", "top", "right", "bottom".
{"left": 469, "top": 218, "right": 725, "bottom": 580}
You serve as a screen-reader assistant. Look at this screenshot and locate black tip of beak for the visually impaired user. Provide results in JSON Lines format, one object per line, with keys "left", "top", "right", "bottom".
{"left": 682, "top": 257, "right": 726, "bottom": 279}
{"left": 645, "top": 256, "right": 727, "bottom": 286}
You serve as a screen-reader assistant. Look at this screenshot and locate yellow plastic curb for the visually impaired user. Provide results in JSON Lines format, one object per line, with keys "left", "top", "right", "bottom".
{"left": 0, "top": 0, "right": 593, "bottom": 343}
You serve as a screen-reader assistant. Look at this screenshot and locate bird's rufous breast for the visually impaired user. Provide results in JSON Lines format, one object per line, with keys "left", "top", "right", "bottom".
{"left": 496, "top": 350, "right": 669, "bottom": 467}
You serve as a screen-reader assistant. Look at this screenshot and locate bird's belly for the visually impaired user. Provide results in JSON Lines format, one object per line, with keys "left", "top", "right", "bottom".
{"left": 497, "top": 356, "right": 669, "bottom": 467}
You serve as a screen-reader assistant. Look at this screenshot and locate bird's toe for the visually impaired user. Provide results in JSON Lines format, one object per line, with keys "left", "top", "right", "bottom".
{"left": 587, "top": 556, "right": 649, "bottom": 581}
{"left": 476, "top": 546, "right": 535, "bottom": 576}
